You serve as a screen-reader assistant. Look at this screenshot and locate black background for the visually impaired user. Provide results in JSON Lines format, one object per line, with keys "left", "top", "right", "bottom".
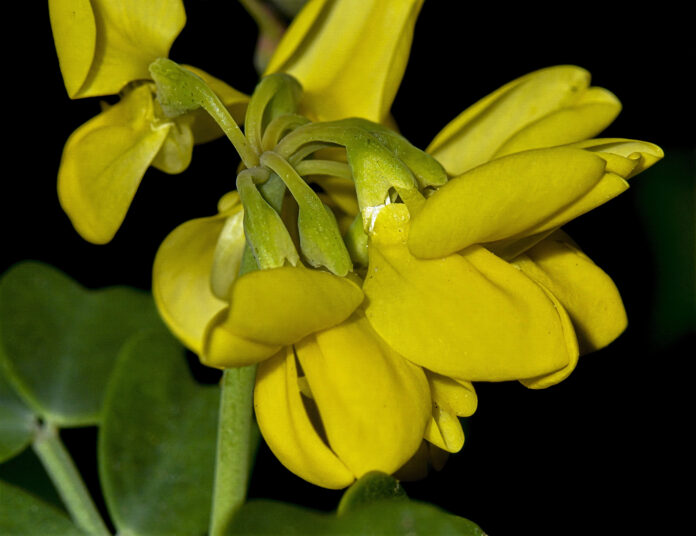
{"left": 4, "top": 1, "right": 694, "bottom": 534}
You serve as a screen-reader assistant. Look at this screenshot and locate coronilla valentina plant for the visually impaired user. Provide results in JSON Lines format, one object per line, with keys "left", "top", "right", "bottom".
{"left": 16, "top": 0, "right": 662, "bottom": 533}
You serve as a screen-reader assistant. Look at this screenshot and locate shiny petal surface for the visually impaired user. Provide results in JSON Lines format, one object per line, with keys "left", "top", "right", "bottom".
{"left": 408, "top": 148, "right": 606, "bottom": 258}
{"left": 221, "top": 266, "right": 363, "bottom": 345}
{"left": 364, "top": 205, "right": 573, "bottom": 381}
{"left": 53, "top": 0, "right": 186, "bottom": 98}
{"left": 266, "top": 0, "right": 423, "bottom": 122}
{"left": 295, "top": 314, "right": 430, "bottom": 477}
{"left": 514, "top": 231, "right": 627, "bottom": 355}
{"left": 58, "top": 84, "right": 170, "bottom": 244}
{"left": 428, "top": 65, "right": 619, "bottom": 176}
{"left": 152, "top": 214, "right": 227, "bottom": 354}
{"left": 255, "top": 347, "right": 354, "bottom": 489}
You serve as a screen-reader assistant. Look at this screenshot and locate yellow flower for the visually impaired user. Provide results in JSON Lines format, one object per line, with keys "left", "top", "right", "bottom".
{"left": 150, "top": 0, "right": 662, "bottom": 488}
{"left": 50, "top": 0, "right": 248, "bottom": 243}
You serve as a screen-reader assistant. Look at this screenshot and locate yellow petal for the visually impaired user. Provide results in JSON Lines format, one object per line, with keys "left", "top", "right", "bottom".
{"left": 295, "top": 313, "right": 430, "bottom": 477}
{"left": 151, "top": 115, "right": 193, "bottom": 174}
{"left": 153, "top": 213, "right": 228, "bottom": 354}
{"left": 49, "top": 0, "right": 97, "bottom": 98}
{"left": 423, "top": 372, "right": 473, "bottom": 453}
{"left": 517, "top": 279, "right": 580, "bottom": 389}
{"left": 266, "top": 0, "right": 423, "bottom": 122}
{"left": 486, "top": 140, "right": 663, "bottom": 253}
{"left": 255, "top": 347, "right": 354, "bottom": 489}
{"left": 493, "top": 87, "right": 621, "bottom": 159}
{"left": 58, "top": 84, "right": 169, "bottom": 244}
{"left": 428, "top": 66, "right": 620, "bottom": 176}
{"left": 408, "top": 148, "right": 606, "bottom": 259}
{"left": 202, "top": 311, "right": 281, "bottom": 368}
{"left": 427, "top": 373, "right": 478, "bottom": 417}
{"left": 364, "top": 205, "right": 573, "bottom": 382}
{"left": 570, "top": 138, "right": 664, "bottom": 179}
{"left": 424, "top": 404, "right": 464, "bottom": 453}
{"left": 183, "top": 65, "right": 249, "bottom": 144}
{"left": 222, "top": 266, "right": 364, "bottom": 345}
{"left": 58, "top": 0, "right": 186, "bottom": 98}
{"left": 514, "top": 231, "right": 627, "bottom": 355}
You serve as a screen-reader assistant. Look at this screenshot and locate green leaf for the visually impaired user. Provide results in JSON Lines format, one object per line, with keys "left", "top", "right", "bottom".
{"left": 99, "top": 331, "right": 219, "bottom": 535}
{"left": 0, "top": 479, "right": 83, "bottom": 535}
{"left": 228, "top": 499, "right": 486, "bottom": 535}
{"left": 0, "top": 366, "right": 36, "bottom": 463}
{"left": 337, "top": 471, "right": 407, "bottom": 516}
{"left": 0, "top": 261, "right": 166, "bottom": 426}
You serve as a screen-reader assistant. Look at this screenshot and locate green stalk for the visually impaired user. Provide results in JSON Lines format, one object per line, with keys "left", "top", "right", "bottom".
{"left": 32, "top": 422, "right": 110, "bottom": 536}
{"left": 209, "top": 365, "right": 258, "bottom": 536}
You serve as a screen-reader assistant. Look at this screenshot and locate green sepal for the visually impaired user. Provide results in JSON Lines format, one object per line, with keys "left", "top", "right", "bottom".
{"left": 149, "top": 58, "right": 207, "bottom": 117}
{"left": 0, "top": 262, "right": 166, "bottom": 427}
{"left": 337, "top": 471, "right": 407, "bottom": 516}
{"left": 99, "top": 331, "right": 219, "bottom": 536}
{"left": 245, "top": 73, "right": 302, "bottom": 153}
{"left": 340, "top": 118, "right": 448, "bottom": 188}
{"left": 275, "top": 121, "right": 421, "bottom": 223}
{"left": 260, "top": 151, "right": 352, "bottom": 276}
{"left": 237, "top": 170, "right": 300, "bottom": 270}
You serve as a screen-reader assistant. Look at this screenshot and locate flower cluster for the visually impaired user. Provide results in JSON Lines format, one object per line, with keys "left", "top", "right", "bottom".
{"left": 52, "top": 0, "right": 662, "bottom": 489}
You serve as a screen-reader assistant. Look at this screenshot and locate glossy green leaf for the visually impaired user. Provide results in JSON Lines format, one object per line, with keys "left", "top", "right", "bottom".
{"left": 0, "top": 479, "right": 83, "bottom": 535}
{"left": 337, "top": 471, "right": 407, "bottom": 516}
{"left": 228, "top": 499, "right": 485, "bottom": 535}
{"left": 99, "top": 331, "right": 219, "bottom": 535}
{"left": 0, "top": 367, "right": 36, "bottom": 463}
{"left": 0, "top": 262, "right": 166, "bottom": 426}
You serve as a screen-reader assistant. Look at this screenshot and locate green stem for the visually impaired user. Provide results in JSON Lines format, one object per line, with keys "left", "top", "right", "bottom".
{"left": 209, "top": 365, "right": 258, "bottom": 536}
{"left": 32, "top": 422, "right": 110, "bottom": 536}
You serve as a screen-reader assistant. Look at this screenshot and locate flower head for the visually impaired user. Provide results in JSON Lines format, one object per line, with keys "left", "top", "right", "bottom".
{"left": 78, "top": 0, "right": 661, "bottom": 488}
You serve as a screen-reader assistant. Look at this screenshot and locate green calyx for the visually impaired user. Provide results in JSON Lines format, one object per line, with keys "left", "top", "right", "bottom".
{"left": 151, "top": 64, "right": 447, "bottom": 277}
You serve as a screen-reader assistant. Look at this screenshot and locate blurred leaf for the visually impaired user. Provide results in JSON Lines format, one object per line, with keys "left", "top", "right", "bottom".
{"left": 0, "top": 366, "right": 36, "bottom": 463}
{"left": 635, "top": 149, "right": 696, "bottom": 345}
{"left": 0, "top": 479, "right": 83, "bottom": 535}
{"left": 228, "top": 499, "right": 486, "bottom": 535}
{"left": 0, "top": 261, "right": 166, "bottom": 426}
{"left": 0, "top": 448, "right": 63, "bottom": 510}
{"left": 99, "top": 331, "right": 219, "bottom": 535}
{"left": 337, "top": 471, "right": 407, "bottom": 516}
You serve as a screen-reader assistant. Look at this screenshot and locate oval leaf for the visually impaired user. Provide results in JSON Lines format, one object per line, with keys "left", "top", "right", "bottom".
{"left": 99, "top": 331, "right": 219, "bottom": 535}
{"left": 337, "top": 471, "right": 407, "bottom": 516}
{"left": 0, "top": 479, "right": 83, "bottom": 535}
{"left": 228, "top": 499, "right": 486, "bottom": 535}
{"left": 0, "top": 262, "right": 166, "bottom": 426}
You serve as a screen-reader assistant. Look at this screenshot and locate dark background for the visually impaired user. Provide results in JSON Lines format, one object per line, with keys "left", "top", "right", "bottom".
{"left": 4, "top": 1, "right": 694, "bottom": 534}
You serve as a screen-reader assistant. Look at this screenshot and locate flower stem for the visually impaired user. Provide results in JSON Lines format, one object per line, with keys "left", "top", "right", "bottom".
{"left": 209, "top": 365, "right": 258, "bottom": 536}
{"left": 32, "top": 422, "right": 110, "bottom": 536}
